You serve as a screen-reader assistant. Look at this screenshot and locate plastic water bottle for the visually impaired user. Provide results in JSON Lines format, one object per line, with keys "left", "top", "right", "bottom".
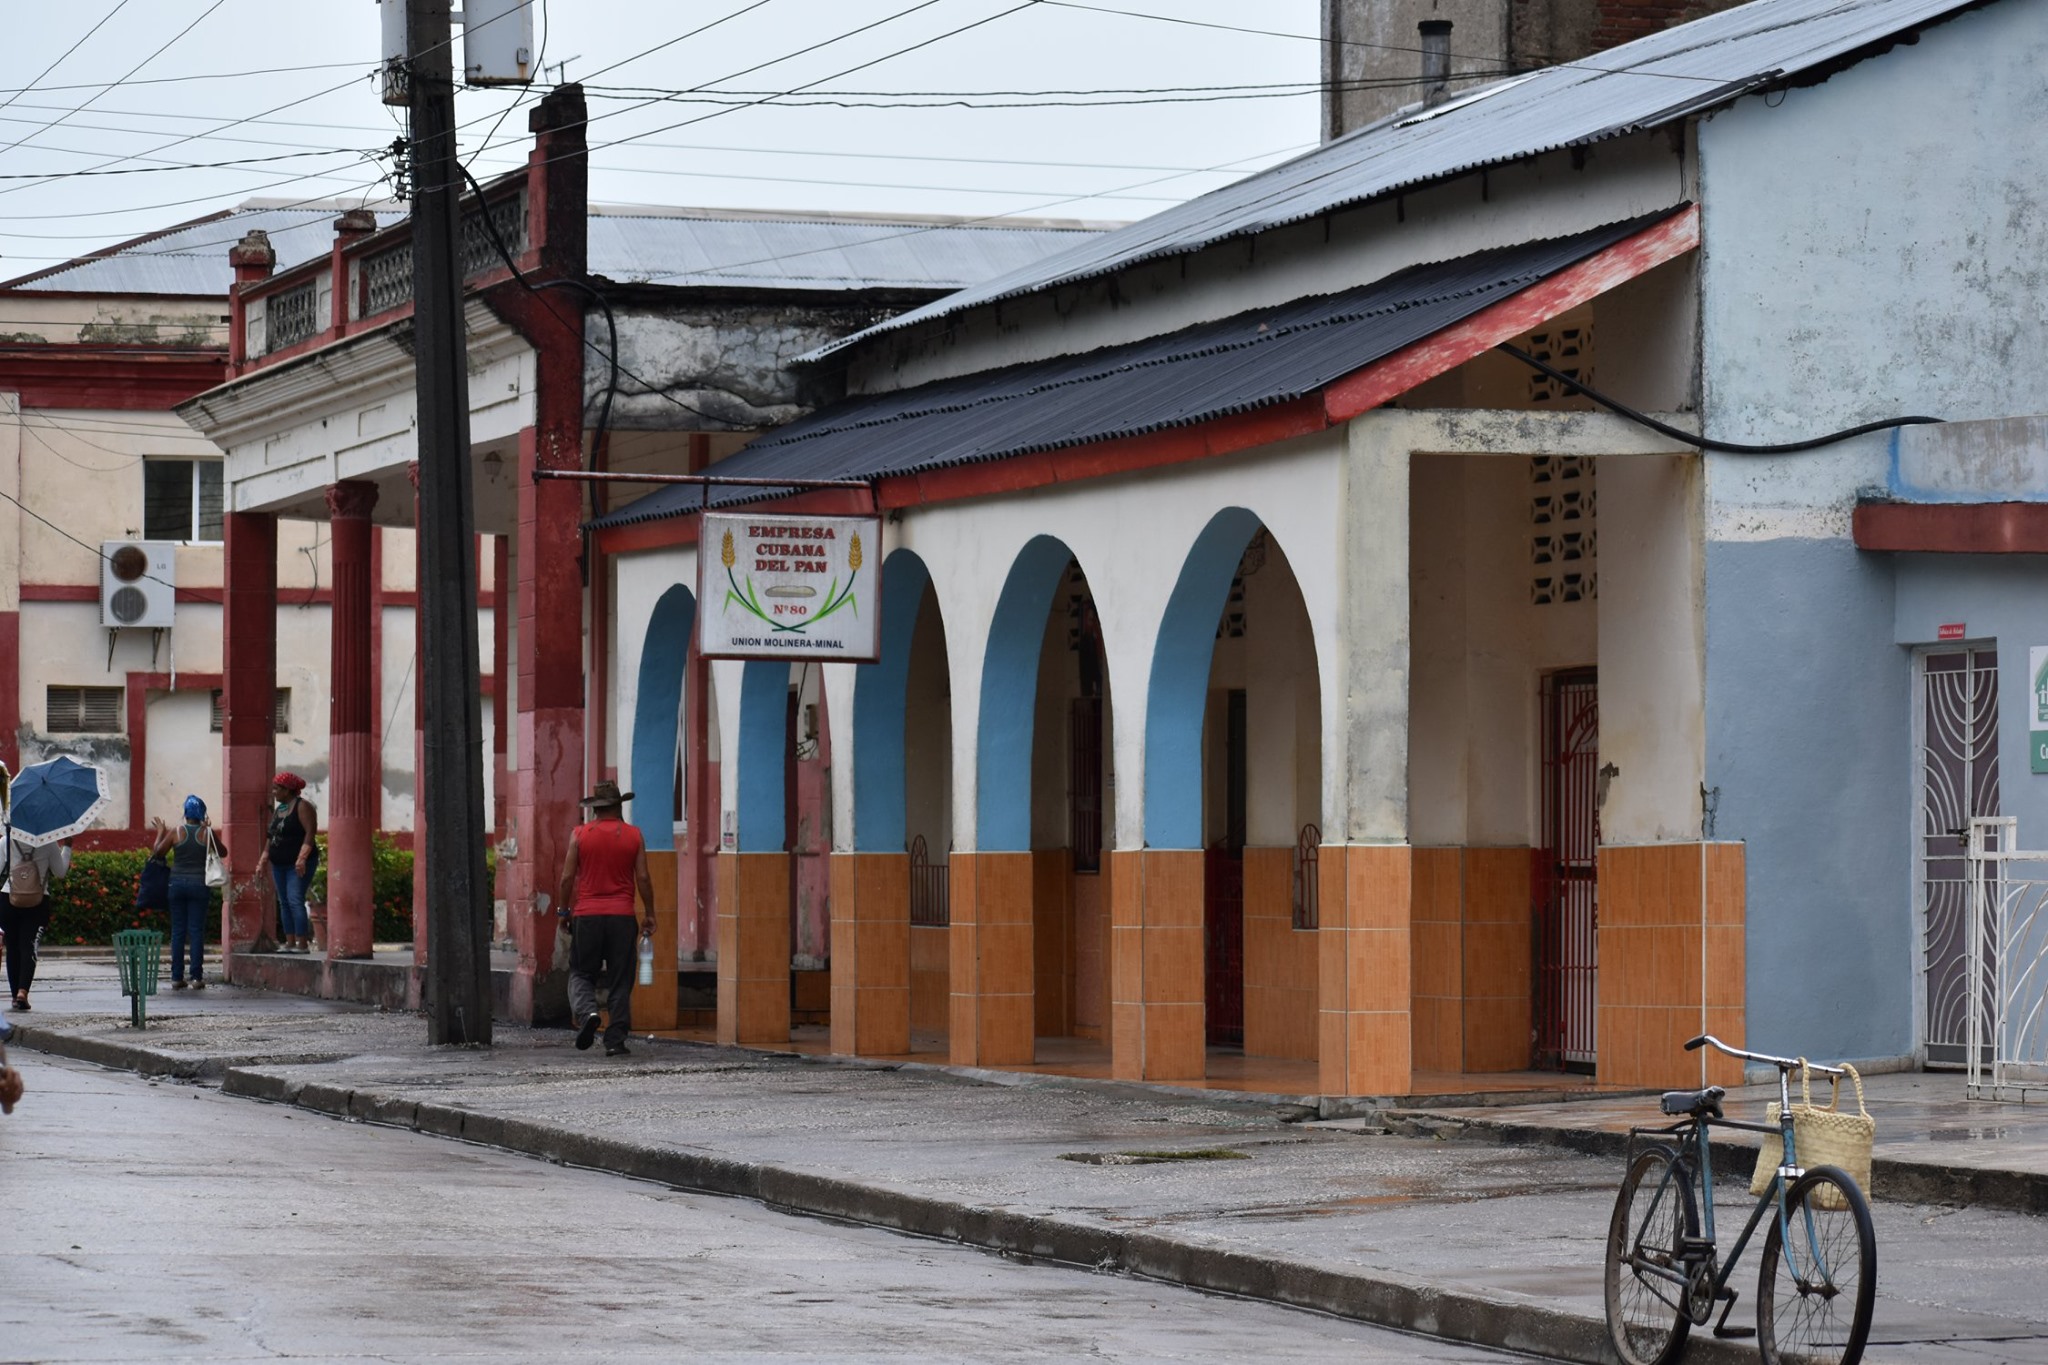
{"left": 637, "top": 931, "right": 655, "bottom": 986}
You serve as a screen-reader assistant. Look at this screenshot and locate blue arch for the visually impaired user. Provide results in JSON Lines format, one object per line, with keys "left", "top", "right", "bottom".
{"left": 851, "top": 549, "right": 934, "bottom": 852}
{"left": 1143, "top": 507, "right": 1264, "bottom": 850}
{"left": 734, "top": 659, "right": 788, "bottom": 852}
{"left": 629, "top": 585, "right": 695, "bottom": 851}
{"left": 976, "top": 536, "right": 1078, "bottom": 852}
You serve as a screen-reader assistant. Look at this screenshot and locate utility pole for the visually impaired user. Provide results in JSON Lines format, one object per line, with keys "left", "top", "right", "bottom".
{"left": 407, "top": 0, "right": 493, "bottom": 1045}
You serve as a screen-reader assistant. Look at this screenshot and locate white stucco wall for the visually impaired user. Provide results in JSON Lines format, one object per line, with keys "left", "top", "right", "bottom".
{"left": 880, "top": 427, "right": 1346, "bottom": 852}
{"left": 1408, "top": 452, "right": 1600, "bottom": 848}
{"left": 854, "top": 134, "right": 1691, "bottom": 394}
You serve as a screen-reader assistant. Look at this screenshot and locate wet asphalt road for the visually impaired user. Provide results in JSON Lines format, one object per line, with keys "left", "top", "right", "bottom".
{"left": 0, "top": 1055, "right": 1542, "bottom": 1363}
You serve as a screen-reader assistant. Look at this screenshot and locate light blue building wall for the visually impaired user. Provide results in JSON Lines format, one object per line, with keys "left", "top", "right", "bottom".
{"left": 1696, "top": 0, "right": 2048, "bottom": 1064}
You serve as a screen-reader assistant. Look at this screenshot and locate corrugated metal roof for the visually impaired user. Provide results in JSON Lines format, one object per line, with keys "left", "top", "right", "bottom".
{"left": 809, "top": 0, "right": 1981, "bottom": 359}
{"left": 4, "top": 200, "right": 1105, "bottom": 300}
{"left": 1, "top": 203, "right": 406, "bottom": 296}
{"left": 591, "top": 211, "right": 1671, "bottom": 530}
{"left": 588, "top": 209, "right": 1107, "bottom": 293}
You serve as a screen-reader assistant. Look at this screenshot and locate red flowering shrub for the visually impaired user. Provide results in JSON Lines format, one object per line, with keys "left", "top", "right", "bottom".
{"left": 47, "top": 850, "right": 219, "bottom": 945}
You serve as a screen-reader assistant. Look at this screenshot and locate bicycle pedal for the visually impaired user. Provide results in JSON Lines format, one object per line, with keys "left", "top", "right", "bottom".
{"left": 1712, "top": 1286, "right": 1751, "bottom": 1339}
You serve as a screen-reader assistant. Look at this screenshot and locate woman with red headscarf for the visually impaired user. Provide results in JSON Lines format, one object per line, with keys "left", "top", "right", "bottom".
{"left": 266, "top": 772, "right": 319, "bottom": 953}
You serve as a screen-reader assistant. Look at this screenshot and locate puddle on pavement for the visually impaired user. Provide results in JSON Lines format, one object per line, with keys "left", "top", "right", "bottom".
{"left": 1061, "top": 1148, "right": 1252, "bottom": 1166}
{"left": 1924, "top": 1126, "right": 2013, "bottom": 1143}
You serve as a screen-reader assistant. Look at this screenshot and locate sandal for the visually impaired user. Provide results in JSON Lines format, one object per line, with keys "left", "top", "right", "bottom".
{"left": 11, "top": 992, "right": 27, "bottom": 1011}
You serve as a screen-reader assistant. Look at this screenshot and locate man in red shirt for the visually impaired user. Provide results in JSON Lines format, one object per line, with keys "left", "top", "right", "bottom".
{"left": 556, "top": 780, "right": 656, "bottom": 1057}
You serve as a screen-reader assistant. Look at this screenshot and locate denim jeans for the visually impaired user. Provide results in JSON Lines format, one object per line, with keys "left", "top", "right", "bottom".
{"left": 166, "top": 879, "right": 208, "bottom": 983}
{"left": 271, "top": 862, "right": 311, "bottom": 940}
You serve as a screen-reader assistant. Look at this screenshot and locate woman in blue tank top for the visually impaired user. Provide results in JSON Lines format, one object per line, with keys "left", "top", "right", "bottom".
{"left": 150, "top": 795, "right": 224, "bottom": 990}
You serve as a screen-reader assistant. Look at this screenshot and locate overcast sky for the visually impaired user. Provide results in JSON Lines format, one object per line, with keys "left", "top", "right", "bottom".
{"left": 0, "top": 0, "right": 1322, "bottom": 274}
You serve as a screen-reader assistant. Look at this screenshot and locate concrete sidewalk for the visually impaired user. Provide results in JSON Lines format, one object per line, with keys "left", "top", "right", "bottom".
{"left": 8, "top": 959, "right": 2048, "bottom": 1364}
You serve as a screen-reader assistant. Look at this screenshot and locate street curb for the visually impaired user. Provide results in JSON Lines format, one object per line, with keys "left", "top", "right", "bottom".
{"left": 218, "top": 1059, "right": 1658, "bottom": 1363}
{"left": 6, "top": 1022, "right": 367, "bottom": 1085}
{"left": 0, "top": 1027, "right": 1904, "bottom": 1364}
{"left": 1390, "top": 1109, "right": 2048, "bottom": 1216}
{"left": 9, "top": 1021, "right": 226, "bottom": 1080}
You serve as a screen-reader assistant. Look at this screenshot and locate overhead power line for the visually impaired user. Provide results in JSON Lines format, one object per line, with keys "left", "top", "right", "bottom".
{"left": 589, "top": 0, "right": 1048, "bottom": 152}
{"left": 0, "top": 146, "right": 377, "bottom": 184}
{"left": 0, "top": 60, "right": 373, "bottom": 99}
{"left": 0, "top": 0, "right": 227, "bottom": 163}
{"left": 1037, "top": 0, "right": 1741, "bottom": 85}
{"left": 0, "top": 1, "right": 140, "bottom": 116}
{"left": 578, "top": 71, "right": 1496, "bottom": 111}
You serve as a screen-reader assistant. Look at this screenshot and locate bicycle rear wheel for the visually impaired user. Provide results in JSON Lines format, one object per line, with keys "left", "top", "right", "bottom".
{"left": 1757, "top": 1165, "right": 1877, "bottom": 1365}
{"left": 1605, "top": 1144, "right": 1698, "bottom": 1365}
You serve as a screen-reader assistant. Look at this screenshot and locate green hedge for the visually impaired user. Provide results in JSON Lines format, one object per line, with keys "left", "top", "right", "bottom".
{"left": 307, "top": 834, "right": 417, "bottom": 944}
{"left": 47, "top": 835, "right": 421, "bottom": 946}
{"left": 47, "top": 850, "right": 207, "bottom": 946}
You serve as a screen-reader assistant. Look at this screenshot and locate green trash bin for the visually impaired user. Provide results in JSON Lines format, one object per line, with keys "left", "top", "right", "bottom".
{"left": 112, "top": 929, "right": 164, "bottom": 1029}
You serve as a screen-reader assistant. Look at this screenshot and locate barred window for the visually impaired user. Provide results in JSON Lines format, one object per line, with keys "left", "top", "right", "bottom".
{"left": 47, "top": 686, "right": 123, "bottom": 733}
{"left": 210, "top": 688, "right": 291, "bottom": 734}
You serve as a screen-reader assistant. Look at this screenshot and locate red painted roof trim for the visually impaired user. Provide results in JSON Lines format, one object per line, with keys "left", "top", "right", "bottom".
{"left": 592, "top": 207, "right": 1700, "bottom": 556}
{"left": 0, "top": 345, "right": 228, "bottom": 410}
{"left": 1854, "top": 501, "right": 2048, "bottom": 554}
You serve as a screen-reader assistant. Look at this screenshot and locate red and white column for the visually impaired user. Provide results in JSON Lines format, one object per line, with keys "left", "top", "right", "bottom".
{"left": 220, "top": 510, "right": 279, "bottom": 961}
{"left": 324, "top": 480, "right": 378, "bottom": 958}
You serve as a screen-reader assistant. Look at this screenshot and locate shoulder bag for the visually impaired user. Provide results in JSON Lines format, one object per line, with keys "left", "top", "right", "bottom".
{"left": 203, "top": 826, "right": 227, "bottom": 889}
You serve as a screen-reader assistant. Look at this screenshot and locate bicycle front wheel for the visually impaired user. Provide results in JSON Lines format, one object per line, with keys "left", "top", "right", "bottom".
{"left": 1605, "top": 1144, "right": 1698, "bottom": 1365}
{"left": 1757, "top": 1164, "right": 1877, "bottom": 1365}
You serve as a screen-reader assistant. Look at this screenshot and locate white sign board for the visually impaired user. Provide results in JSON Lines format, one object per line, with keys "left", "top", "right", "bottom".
{"left": 697, "top": 513, "right": 882, "bottom": 661}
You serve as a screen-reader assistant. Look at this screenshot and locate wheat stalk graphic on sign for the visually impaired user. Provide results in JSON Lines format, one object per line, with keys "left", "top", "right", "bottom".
{"left": 724, "top": 528, "right": 861, "bottom": 633}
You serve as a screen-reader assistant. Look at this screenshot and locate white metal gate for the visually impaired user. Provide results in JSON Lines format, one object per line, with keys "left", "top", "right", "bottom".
{"left": 1921, "top": 648, "right": 2000, "bottom": 1067}
{"left": 1965, "top": 817, "right": 2048, "bottom": 1101}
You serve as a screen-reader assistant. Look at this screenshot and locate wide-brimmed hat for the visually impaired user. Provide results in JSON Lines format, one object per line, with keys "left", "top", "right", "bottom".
{"left": 579, "top": 779, "right": 633, "bottom": 807}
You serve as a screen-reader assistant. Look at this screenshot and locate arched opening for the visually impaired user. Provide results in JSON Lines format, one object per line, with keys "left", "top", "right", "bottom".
{"left": 968, "top": 536, "right": 1113, "bottom": 1067}
{"left": 726, "top": 656, "right": 832, "bottom": 1044}
{"left": 629, "top": 585, "right": 694, "bottom": 852}
{"left": 1197, "top": 530, "right": 1322, "bottom": 1080}
{"left": 903, "top": 579, "right": 952, "bottom": 1052}
{"left": 1145, "top": 509, "right": 1321, "bottom": 1084}
{"left": 841, "top": 548, "right": 951, "bottom": 1057}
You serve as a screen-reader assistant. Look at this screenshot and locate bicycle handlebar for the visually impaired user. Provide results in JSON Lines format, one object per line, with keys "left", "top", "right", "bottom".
{"left": 1683, "top": 1033, "right": 1847, "bottom": 1077}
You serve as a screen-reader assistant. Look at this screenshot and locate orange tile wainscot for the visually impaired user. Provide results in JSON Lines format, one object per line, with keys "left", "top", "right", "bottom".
{"left": 716, "top": 852, "right": 791, "bottom": 1046}
{"left": 1596, "top": 842, "right": 1746, "bottom": 1088}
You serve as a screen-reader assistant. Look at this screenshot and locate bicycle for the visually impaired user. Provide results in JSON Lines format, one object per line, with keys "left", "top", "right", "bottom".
{"left": 1603, "top": 1034, "right": 1877, "bottom": 1365}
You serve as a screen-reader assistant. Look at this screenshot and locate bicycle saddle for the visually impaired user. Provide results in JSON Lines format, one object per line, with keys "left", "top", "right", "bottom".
{"left": 1660, "top": 1086, "right": 1725, "bottom": 1117}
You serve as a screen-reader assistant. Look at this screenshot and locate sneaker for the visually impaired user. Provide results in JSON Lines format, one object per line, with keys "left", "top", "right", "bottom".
{"left": 172, "top": 979, "right": 188, "bottom": 991}
{"left": 605, "top": 1042, "right": 631, "bottom": 1058}
{"left": 575, "top": 1013, "right": 600, "bottom": 1051}
{"left": 191, "top": 978, "right": 206, "bottom": 991}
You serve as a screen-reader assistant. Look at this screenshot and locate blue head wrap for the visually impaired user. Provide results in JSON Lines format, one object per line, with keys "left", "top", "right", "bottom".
{"left": 183, "top": 795, "right": 207, "bottom": 822}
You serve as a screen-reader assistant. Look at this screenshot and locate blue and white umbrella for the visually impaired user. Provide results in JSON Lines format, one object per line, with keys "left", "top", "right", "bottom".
{"left": 6, "top": 755, "right": 110, "bottom": 846}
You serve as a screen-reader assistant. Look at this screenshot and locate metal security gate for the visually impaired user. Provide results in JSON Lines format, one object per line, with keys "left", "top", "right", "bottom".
{"left": 1204, "top": 690, "right": 1248, "bottom": 1049}
{"left": 1922, "top": 648, "right": 2000, "bottom": 1067}
{"left": 1536, "top": 670, "right": 1599, "bottom": 1071}
{"left": 1965, "top": 817, "right": 2048, "bottom": 1101}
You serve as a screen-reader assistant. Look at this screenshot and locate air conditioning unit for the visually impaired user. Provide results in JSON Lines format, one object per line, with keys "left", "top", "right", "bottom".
{"left": 101, "top": 541, "right": 176, "bottom": 629}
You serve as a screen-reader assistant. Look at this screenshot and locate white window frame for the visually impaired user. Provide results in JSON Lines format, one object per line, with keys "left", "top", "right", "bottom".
{"left": 143, "top": 457, "right": 225, "bottom": 545}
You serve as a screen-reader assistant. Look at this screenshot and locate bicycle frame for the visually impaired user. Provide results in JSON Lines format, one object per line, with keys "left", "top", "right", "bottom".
{"left": 1621, "top": 1035, "right": 1853, "bottom": 1321}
